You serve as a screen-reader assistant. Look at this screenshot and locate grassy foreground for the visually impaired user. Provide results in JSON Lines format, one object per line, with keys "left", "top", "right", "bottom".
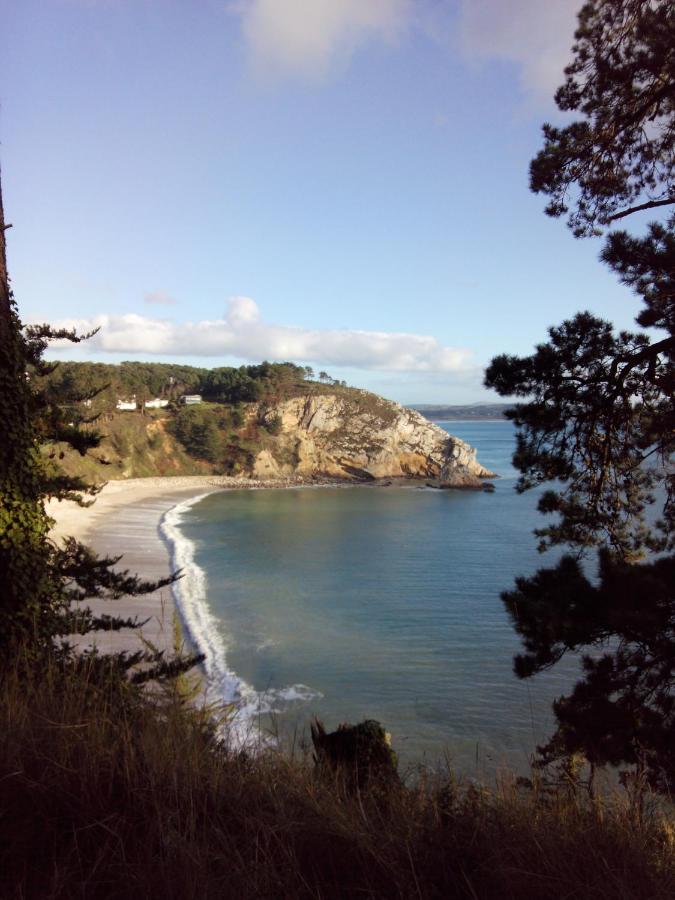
{"left": 1, "top": 655, "right": 673, "bottom": 900}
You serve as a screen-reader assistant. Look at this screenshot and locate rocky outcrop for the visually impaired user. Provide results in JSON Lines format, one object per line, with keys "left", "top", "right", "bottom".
{"left": 251, "top": 391, "right": 494, "bottom": 487}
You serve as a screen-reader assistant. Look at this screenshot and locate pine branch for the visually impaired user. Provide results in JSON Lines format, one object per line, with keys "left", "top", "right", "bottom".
{"left": 608, "top": 196, "right": 675, "bottom": 222}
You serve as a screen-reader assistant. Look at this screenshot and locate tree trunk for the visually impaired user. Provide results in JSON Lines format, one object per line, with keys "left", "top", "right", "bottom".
{"left": 0, "top": 168, "right": 11, "bottom": 340}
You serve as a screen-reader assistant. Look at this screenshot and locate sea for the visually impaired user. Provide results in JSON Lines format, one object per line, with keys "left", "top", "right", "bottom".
{"left": 162, "top": 421, "right": 583, "bottom": 777}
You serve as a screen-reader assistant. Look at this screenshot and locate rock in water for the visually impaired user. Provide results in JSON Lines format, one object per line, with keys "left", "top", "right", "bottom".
{"left": 253, "top": 391, "right": 495, "bottom": 486}
{"left": 310, "top": 718, "right": 399, "bottom": 792}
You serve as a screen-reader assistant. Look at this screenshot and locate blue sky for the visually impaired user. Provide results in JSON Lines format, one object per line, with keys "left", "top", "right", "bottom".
{"left": 1, "top": 0, "right": 644, "bottom": 403}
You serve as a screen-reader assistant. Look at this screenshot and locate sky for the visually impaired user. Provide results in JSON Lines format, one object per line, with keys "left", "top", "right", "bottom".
{"left": 0, "top": 0, "right": 646, "bottom": 403}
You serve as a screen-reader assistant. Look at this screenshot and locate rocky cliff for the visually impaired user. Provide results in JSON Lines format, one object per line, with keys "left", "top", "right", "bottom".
{"left": 251, "top": 390, "right": 494, "bottom": 487}
{"left": 52, "top": 386, "right": 494, "bottom": 486}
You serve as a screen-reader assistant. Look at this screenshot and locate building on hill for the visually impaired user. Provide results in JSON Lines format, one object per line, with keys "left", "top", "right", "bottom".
{"left": 145, "top": 398, "right": 169, "bottom": 409}
{"left": 180, "top": 394, "right": 202, "bottom": 405}
{"left": 116, "top": 398, "right": 137, "bottom": 411}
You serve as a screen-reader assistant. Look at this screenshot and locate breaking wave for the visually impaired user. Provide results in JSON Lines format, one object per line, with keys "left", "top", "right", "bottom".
{"left": 160, "top": 494, "right": 322, "bottom": 746}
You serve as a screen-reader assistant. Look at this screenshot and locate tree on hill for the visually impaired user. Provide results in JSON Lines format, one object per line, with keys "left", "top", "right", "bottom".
{"left": 486, "top": 0, "right": 674, "bottom": 791}
{"left": 169, "top": 405, "right": 225, "bottom": 464}
{"left": 39, "top": 360, "right": 208, "bottom": 413}
{"left": 530, "top": 0, "right": 674, "bottom": 237}
{"left": 0, "top": 170, "right": 200, "bottom": 681}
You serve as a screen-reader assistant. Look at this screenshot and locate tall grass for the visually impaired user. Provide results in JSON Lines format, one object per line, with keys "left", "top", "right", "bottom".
{"left": 1, "top": 653, "right": 673, "bottom": 900}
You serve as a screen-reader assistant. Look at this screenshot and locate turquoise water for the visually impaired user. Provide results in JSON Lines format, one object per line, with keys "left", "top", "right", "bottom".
{"left": 167, "top": 422, "right": 581, "bottom": 775}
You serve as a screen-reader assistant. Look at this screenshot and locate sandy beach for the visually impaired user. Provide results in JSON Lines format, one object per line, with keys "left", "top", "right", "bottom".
{"left": 48, "top": 475, "right": 304, "bottom": 658}
{"left": 47, "top": 474, "right": 344, "bottom": 658}
{"left": 47, "top": 477, "right": 225, "bottom": 656}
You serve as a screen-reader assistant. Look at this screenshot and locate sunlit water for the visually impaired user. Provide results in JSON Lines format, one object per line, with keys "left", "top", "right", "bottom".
{"left": 164, "top": 421, "right": 582, "bottom": 776}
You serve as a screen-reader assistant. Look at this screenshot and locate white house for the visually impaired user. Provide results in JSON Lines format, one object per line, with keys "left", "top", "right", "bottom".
{"left": 116, "top": 399, "right": 137, "bottom": 411}
{"left": 179, "top": 394, "right": 202, "bottom": 405}
{"left": 145, "top": 398, "right": 169, "bottom": 409}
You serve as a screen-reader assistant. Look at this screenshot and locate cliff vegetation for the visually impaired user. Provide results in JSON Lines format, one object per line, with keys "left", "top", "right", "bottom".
{"left": 42, "top": 361, "right": 493, "bottom": 486}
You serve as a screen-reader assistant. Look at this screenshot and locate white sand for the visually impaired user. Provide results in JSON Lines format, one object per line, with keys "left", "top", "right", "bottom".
{"left": 48, "top": 476, "right": 239, "bottom": 544}
{"left": 47, "top": 474, "right": 348, "bottom": 658}
{"left": 47, "top": 477, "right": 233, "bottom": 657}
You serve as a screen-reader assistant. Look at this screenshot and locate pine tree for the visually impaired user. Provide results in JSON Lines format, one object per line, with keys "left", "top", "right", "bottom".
{"left": 530, "top": 0, "right": 674, "bottom": 237}
{"left": 0, "top": 168, "right": 202, "bottom": 682}
{"left": 485, "top": 0, "right": 674, "bottom": 791}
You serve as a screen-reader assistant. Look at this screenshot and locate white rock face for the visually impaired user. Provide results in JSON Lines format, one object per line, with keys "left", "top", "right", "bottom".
{"left": 251, "top": 391, "right": 494, "bottom": 486}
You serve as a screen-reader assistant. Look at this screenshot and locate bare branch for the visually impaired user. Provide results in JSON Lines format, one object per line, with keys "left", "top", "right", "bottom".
{"left": 608, "top": 196, "right": 675, "bottom": 222}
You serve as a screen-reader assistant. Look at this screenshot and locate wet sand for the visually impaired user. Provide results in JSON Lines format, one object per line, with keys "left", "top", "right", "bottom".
{"left": 46, "top": 474, "right": 346, "bottom": 657}
{"left": 47, "top": 478, "right": 227, "bottom": 656}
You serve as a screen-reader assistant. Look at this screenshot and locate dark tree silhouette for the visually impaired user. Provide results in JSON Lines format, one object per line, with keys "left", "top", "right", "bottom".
{"left": 0, "top": 168, "right": 202, "bottom": 682}
{"left": 486, "top": 0, "right": 674, "bottom": 791}
{"left": 530, "top": 0, "right": 674, "bottom": 237}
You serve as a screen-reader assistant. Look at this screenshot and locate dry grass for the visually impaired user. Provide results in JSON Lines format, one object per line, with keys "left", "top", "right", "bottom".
{"left": 1, "top": 655, "right": 673, "bottom": 900}
{"left": 44, "top": 412, "right": 210, "bottom": 481}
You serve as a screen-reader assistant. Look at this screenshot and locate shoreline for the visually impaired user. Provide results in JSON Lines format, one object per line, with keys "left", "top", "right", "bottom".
{"left": 46, "top": 474, "right": 354, "bottom": 659}
{"left": 48, "top": 478, "right": 221, "bottom": 657}
{"left": 46, "top": 474, "right": 350, "bottom": 545}
{"left": 46, "top": 471, "right": 493, "bottom": 662}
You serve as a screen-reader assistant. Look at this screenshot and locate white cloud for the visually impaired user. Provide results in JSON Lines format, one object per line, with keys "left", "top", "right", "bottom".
{"left": 48, "top": 296, "right": 473, "bottom": 372}
{"left": 233, "top": 0, "right": 412, "bottom": 78}
{"left": 456, "top": 0, "right": 579, "bottom": 101}
{"left": 144, "top": 290, "right": 177, "bottom": 306}
{"left": 231, "top": 0, "right": 579, "bottom": 102}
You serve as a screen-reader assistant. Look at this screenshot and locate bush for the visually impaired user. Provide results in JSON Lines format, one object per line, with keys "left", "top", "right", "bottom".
{"left": 264, "top": 412, "right": 283, "bottom": 435}
{"left": 169, "top": 406, "right": 223, "bottom": 463}
{"left": 1, "top": 650, "right": 673, "bottom": 900}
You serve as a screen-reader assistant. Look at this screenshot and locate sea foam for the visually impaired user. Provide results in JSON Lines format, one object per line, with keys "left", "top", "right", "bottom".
{"left": 160, "top": 493, "right": 321, "bottom": 746}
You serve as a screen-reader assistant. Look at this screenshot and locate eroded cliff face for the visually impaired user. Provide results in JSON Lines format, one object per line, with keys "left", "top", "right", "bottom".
{"left": 251, "top": 391, "right": 494, "bottom": 486}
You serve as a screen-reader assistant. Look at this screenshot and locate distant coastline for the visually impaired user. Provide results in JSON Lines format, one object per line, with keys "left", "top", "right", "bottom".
{"left": 410, "top": 403, "right": 511, "bottom": 422}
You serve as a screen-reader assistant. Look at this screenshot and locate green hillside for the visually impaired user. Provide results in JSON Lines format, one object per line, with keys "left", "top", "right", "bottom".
{"left": 411, "top": 403, "right": 510, "bottom": 420}
{"left": 43, "top": 360, "right": 315, "bottom": 411}
{"left": 39, "top": 361, "right": 352, "bottom": 481}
